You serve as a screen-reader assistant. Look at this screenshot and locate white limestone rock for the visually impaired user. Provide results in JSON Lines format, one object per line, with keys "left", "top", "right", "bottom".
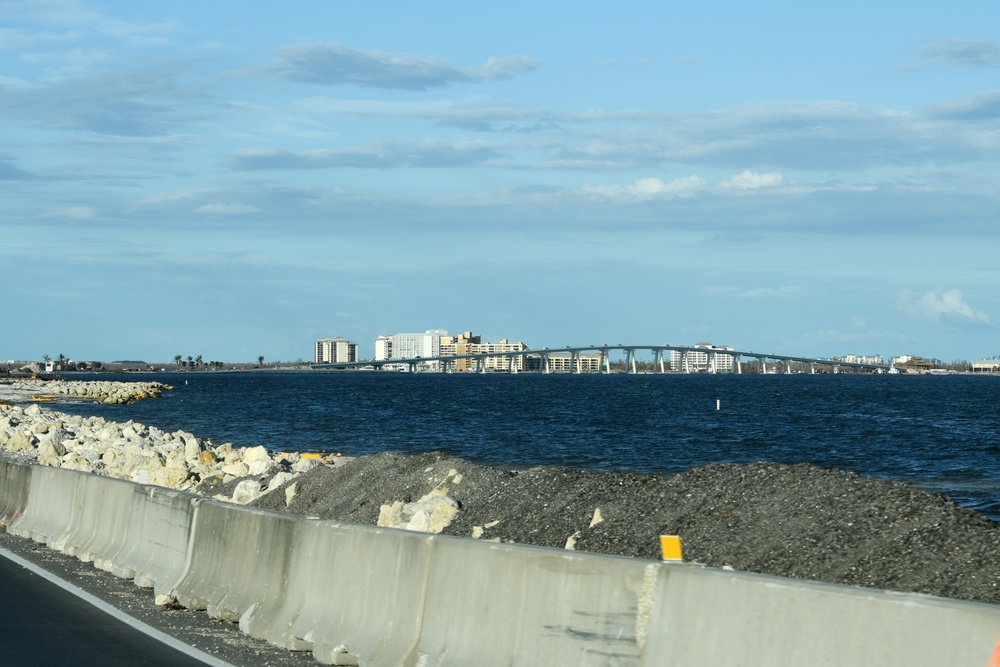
{"left": 7, "top": 430, "right": 37, "bottom": 454}
{"left": 377, "top": 488, "right": 459, "bottom": 534}
{"left": 243, "top": 445, "right": 270, "bottom": 463}
{"left": 232, "top": 479, "right": 262, "bottom": 505}
{"left": 267, "top": 471, "right": 297, "bottom": 493}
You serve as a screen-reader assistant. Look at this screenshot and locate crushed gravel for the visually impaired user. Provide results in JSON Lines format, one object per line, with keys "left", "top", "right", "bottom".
{"left": 252, "top": 452, "right": 1000, "bottom": 606}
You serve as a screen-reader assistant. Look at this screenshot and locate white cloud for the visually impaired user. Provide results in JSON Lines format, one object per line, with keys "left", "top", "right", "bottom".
{"left": 583, "top": 175, "right": 706, "bottom": 200}
{"left": 194, "top": 203, "right": 263, "bottom": 215}
{"left": 720, "top": 170, "right": 785, "bottom": 190}
{"left": 902, "top": 288, "right": 990, "bottom": 324}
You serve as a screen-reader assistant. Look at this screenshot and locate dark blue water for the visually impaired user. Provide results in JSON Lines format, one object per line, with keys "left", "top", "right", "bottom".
{"left": 55, "top": 372, "right": 1000, "bottom": 520}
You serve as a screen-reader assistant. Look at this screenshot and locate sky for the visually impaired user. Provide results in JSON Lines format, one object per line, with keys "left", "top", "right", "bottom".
{"left": 1, "top": 1, "right": 998, "bottom": 364}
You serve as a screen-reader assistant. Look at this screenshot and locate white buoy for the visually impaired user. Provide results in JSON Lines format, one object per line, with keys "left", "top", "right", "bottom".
{"left": 716, "top": 399, "right": 720, "bottom": 410}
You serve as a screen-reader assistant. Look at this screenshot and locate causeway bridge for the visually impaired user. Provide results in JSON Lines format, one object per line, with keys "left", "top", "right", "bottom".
{"left": 313, "top": 344, "right": 891, "bottom": 374}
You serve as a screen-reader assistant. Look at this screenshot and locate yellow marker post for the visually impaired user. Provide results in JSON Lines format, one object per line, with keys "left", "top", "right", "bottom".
{"left": 660, "top": 535, "right": 683, "bottom": 561}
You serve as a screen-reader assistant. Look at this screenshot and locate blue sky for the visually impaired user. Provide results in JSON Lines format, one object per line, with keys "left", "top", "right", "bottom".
{"left": 2, "top": 1, "right": 998, "bottom": 363}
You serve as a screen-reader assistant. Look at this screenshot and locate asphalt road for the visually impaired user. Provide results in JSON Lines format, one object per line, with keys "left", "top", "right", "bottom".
{"left": 0, "top": 547, "right": 225, "bottom": 666}
{"left": 0, "top": 532, "right": 316, "bottom": 666}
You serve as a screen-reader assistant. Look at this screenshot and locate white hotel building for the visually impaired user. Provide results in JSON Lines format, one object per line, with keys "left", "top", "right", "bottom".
{"left": 314, "top": 337, "right": 359, "bottom": 364}
{"left": 670, "top": 343, "right": 736, "bottom": 373}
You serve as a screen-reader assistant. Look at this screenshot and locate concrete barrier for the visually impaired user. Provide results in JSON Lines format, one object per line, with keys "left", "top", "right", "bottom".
{"left": 642, "top": 564, "right": 1000, "bottom": 666}
{"left": 0, "top": 459, "right": 32, "bottom": 527}
{"left": 7, "top": 464, "right": 82, "bottom": 546}
{"left": 111, "top": 484, "right": 196, "bottom": 594}
{"left": 412, "top": 535, "right": 655, "bottom": 667}
{"left": 261, "top": 518, "right": 433, "bottom": 661}
{"left": 173, "top": 499, "right": 298, "bottom": 623}
{"left": 5, "top": 462, "right": 195, "bottom": 595}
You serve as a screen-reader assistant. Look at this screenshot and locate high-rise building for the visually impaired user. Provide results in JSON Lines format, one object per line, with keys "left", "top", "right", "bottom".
{"left": 374, "top": 335, "right": 392, "bottom": 361}
{"left": 374, "top": 329, "right": 448, "bottom": 370}
{"left": 670, "top": 343, "right": 735, "bottom": 373}
{"left": 314, "top": 337, "right": 359, "bottom": 364}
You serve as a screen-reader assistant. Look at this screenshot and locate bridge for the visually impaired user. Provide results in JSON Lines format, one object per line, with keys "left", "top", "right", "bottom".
{"left": 312, "top": 344, "right": 892, "bottom": 374}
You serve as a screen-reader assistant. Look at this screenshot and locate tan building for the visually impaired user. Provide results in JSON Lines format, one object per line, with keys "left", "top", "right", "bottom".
{"left": 526, "top": 352, "right": 603, "bottom": 373}
{"left": 440, "top": 331, "right": 529, "bottom": 372}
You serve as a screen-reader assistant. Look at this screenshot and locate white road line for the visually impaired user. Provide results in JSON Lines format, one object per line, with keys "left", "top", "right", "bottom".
{"left": 0, "top": 545, "right": 235, "bottom": 667}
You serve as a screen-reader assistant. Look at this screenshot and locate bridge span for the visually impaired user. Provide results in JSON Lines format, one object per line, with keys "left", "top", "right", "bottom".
{"left": 312, "top": 344, "right": 891, "bottom": 374}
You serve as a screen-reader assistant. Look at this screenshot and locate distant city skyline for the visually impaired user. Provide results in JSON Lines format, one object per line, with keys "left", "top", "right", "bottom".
{"left": 2, "top": 2, "right": 998, "bottom": 363}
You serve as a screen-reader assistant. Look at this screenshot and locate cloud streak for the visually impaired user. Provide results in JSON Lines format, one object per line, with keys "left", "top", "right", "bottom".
{"left": 229, "top": 142, "right": 502, "bottom": 170}
{"left": 252, "top": 43, "right": 540, "bottom": 90}
{"left": 916, "top": 38, "right": 1000, "bottom": 68}
{"left": 0, "top": 66, "right": 204, "bottom": 136}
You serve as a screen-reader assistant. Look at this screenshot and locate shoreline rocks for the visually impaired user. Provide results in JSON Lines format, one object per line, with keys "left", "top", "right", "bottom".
{"left": 0, "top": 400, "right": 337, "bottom": 502}
{"left": 0, "top": 378, "right": 171, "bottom": 404}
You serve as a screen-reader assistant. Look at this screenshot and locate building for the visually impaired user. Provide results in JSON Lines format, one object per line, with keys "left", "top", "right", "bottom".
{"left": 972, "top": 358, "right": 1000, "bottom": 373}
{"left": 374, "top": 335, "right": 392, "bottom": 361}
{"left": 439, "top": 332, "right": 529, "bottom": 372}
{"left": 892, "top": 355, "right": 935, "bottom": 373}
{"left": 525, "top": 352, "right": 602, "bottom": 373}
{"left": 373, "top": 329, "right": 448, "bottom": 370}
{"left": 314, "top": 337, "right": 358, "bottom": 364}
{"left": 839, "top": 354, "right": 884, "bottom": 366}
{"left": 388, "top": 330, "right": 446, "bottom": 360}
{"left": 670, "top": 343, "right": 735, "bottom": 373}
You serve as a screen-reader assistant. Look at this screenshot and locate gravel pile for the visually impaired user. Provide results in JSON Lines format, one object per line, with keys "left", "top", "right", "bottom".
{"left": 253, "top": 452, "right": 1000, "bottom": 605}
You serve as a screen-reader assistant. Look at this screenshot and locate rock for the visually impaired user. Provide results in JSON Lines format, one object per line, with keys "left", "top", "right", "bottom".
{"left": 247, "top": 459, "right": 273, "bottom": 476}
{"left": 6, "top": 430, "right": 36, "bottom": 454}
{"left": 149, "top": 466, "right": 190, "bottom": 490}
{"left": 267, "top": 471, "right": 296, "bottom": 493}
{"left": 61, "top": 454, "right": 93, "bottom": 472}
{"left": 24, "top": 404, "right": 42, "bottom": 417}
{"left": 243, "top": 445, "right": 270, "bottom": 463}
{"left": 183, "top": 435, "right": 202, "bottom": 461}
{"left": 197, "top": 450, "right": 217, "bottom": 466}
{"left": 233, "top": 479, "right": 262, "bottom": 505}
{"left": 221, "top": 462, "right": 249, "bottom": 478}
{"left": 285, "top": 481, "right": 298, "bottom": 507}
{"left": 377, "top": 488, "right": 459, "bottom": 534}
{"left": 37, "top": 439, "right": 68, "bottom": 466}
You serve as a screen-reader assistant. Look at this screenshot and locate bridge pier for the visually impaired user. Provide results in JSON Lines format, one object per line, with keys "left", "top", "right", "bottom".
{"left": 625, "top": 349, "right": 637, "bottom": 374}
{"left": 653, "top": 349, "right": 665, "bottom": 373}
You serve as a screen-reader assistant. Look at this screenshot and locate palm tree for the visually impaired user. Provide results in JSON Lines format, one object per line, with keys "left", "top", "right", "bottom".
{"left": 195, "top": 355, "right": 203, "bottom": 368}
{"left": 257, "top": 356, "right": 265, "bottom": 367}
{"left": 174, "top": 355, "right": 182, "bottom": 368}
